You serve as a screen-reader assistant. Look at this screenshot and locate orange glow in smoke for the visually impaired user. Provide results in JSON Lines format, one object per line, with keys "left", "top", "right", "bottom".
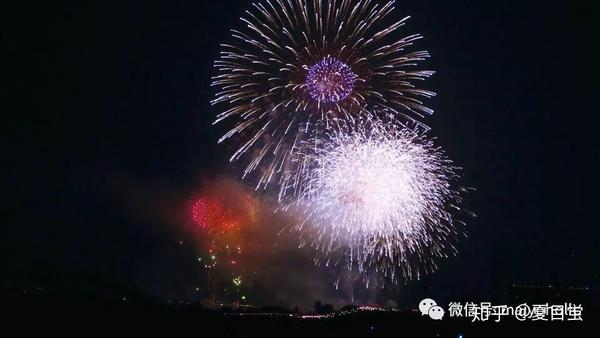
{"left": 190, "top": 192, "right": 259, "bottom": 234}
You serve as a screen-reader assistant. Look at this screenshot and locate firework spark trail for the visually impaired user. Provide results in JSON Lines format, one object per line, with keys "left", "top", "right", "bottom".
{"left": 211, "top": 0, "right": 435, "bottom": 189}
{"left": 280, "top": 115, "right": 465, "bottom": 282}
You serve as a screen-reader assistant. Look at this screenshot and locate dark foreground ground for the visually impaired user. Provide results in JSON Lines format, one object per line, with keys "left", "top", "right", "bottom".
{"left": 3, "top": 286, "right": 595, "bottom": 337}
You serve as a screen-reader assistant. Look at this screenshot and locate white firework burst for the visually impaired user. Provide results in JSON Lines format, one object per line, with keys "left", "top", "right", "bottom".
{"left": 280, "top": 115, "right": 465, "bottom": 282}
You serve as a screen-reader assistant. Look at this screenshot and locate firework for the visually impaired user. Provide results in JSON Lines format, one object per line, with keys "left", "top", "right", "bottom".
{"left": 212, "top": 0, "right": 435, "bottom": 188}
{"left": 280, "top": 115, "right": 465, "bottom": 282}
{"left": 192, "top": 196, "right": 233, "bottom": 229}
{"left": 186, "top": 182, "right": 262, "bottom": 306}
{"left": 190, "top": 191, "right": 259, "bottom": 233}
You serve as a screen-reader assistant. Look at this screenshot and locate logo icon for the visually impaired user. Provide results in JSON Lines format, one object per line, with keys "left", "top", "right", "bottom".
{"left": 419, "top": 298, "right": 445, "bottom": 320}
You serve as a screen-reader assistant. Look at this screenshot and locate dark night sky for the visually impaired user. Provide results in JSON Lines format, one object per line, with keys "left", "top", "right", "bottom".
{"left": 4, "top": 0, "right": 599, "bottom": 308}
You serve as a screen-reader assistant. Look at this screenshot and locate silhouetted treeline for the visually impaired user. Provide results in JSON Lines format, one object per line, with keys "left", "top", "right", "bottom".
{"left": 2, "top": 283, "right": 594, "bottom": 337}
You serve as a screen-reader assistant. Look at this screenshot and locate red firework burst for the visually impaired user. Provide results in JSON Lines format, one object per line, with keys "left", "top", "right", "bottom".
{"left": 191, "top": 195, "right": 238, "bottom": 231}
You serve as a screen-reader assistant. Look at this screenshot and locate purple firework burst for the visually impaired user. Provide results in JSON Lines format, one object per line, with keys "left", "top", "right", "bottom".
{"left": 306, "top": 56, "right": 357, "bottom": 103}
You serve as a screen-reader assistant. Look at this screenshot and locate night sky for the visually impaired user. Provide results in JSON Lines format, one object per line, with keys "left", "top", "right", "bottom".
{"left": 4, "top": 0, "right": 598, "bottom": 310}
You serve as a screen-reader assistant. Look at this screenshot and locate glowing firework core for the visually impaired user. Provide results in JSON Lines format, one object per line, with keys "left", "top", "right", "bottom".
{"left": 306, "top": 56, "right": 357, "bottom": 103}
{"left": 303, "top": 131, "right": 444, "bottom": 240}
{"left": 323, "top": 142, "right": 425, "bottom": 236}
